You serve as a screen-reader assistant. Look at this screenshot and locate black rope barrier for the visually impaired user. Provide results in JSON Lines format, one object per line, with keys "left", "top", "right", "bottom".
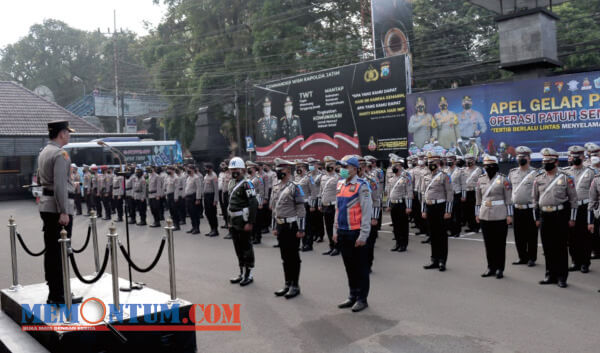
{"left": 69, "top": 245, "right": 110, "bottom": 284}
{"left": 15, "top": 232, "right": 46, "bottom": 257}
{"left": 72, "top": 225, "right": 92, "bottom": 254}
{"left": 118, "top": 237, "right": 166, "bottom": 273}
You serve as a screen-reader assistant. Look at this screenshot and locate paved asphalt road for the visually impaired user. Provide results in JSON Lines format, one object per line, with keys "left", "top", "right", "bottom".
{"left": 1, "top": 199, "right": 599, "bottom": 353}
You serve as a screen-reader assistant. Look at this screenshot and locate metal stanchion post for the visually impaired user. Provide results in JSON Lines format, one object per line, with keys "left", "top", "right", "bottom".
{"left": 8, "top": 216, "right": 22, "bottom": 291}
{"left": 165, "top": 219, "right": 180, "bottom": 304}
{"left": 58, "top": 228, "right": 72, "bottom": 322}
{"left": 90, "top": 210, "right": 100, "bottom": 273}
{"left": 107, "top": 223, "right": 121, "bottom": 315}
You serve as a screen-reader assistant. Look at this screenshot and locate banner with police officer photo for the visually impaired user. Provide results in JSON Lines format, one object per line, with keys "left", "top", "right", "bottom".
{"left": 253, "top": 55, "right": 409, "bottom": 161}
{"left": 406, "top": 70, "right": 600, "bottom": 161}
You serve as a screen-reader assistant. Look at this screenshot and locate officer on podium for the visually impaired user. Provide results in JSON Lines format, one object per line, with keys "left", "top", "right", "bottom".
{"left": 37, "top": 120, "right": 82, "bottom": 305}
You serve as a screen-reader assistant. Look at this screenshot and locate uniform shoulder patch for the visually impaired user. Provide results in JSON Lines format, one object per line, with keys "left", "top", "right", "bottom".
{"left": 504, "top": 178, "right": 512, "bottom": 190}
{"left": 294, "top": 183, "right": 305, "bottom": 196}
{"left": 244, "top": 180, "right": 254, "bottom": 189}
{"left": 567, "top": 175, "right": 575, "bottom": 187}
{"left": 61, "top": 150, "right": 70, "bottom": 160}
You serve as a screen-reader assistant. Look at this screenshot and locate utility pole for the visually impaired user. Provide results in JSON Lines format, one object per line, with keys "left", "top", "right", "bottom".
{"left": 234, "top": 86, "right": 241, "bottom": 156}
{"left": 113, "top": 10, "right": 120, "bottom": 133}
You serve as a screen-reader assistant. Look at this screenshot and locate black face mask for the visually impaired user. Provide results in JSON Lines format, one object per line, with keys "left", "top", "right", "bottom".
{"left": 464, "top": 103, "right": 472, "bottom": 110}
{"left": 247, "top": 169, "right": 253, "bottom": 174}
{"left": 326, "top": 166, "right": 334, "bottom": 172}
{"left": 440, "top": 104, "right": 448, "bottom": 110}
{"left": 136, "top": 172, "right": 142, "bottom": 177}
{"left": 456, "top": 160, "right": 465, "bottom": 167}
{"left": 392, "top": 167, "right": 399, "bottom": 174}
{"left": 276, "top": 171, "right": 286, "bottom": 180}
{"left": 231, "top": 171, "right": 241, "bottom": 179}
{"left": 543, "top": 162, "right": 556, "bottom": 171}
{"left": 417, "top": 106, "right": 425, "bottom": 113}
{"left": 467, "top": 161, "right": 474, "bottom": 167}
{"left": 428, "top": 164, "right": 437, "bottom": 171}
{"left": 518, "top": 158, "right": 528, "bottom": 166}
{"left": 447, "top": 161, "right": 454, "bottom": 167}
{"left": 484, "top": 165, "right": 498, "bottom": 178}
{"left": 296, "top": 169, "right": 302, "bottom": 175}
{"left": 573, "top": 157, "right": 582, "bottom": 166}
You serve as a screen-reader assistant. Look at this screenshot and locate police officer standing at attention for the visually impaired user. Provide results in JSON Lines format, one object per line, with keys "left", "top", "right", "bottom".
{"left": 148, "top": 166, "right": 163, "bottom": 227}
{"left": 165, "top": 166, "right": 181, "bottom": 231}
{"left": 588, "top": 165, "right": 600, "bottom": 292}
{"left": 246, "top": 161, "right": 265, "bottom": 244}
{"left": 565, "top": 145, "right": 596, "bottom": 273}
{"left": 126, "top": 168, "right": 137, "bottom": 224}
{"left": 422, "top": 151, "right": 453, "bottom": 271}
{"left": 533, "top": 148, "right": 577, "bottom": 288}
{"left": 357, "top": 156, "right": 380, "bottom": 272}
{"left": 386, "top": 155, "right": 413, "bottom": 252}
{"left": 319, "top": 156, "right": 340, "bottom": 256}
{"left": 295, "top": 160, "right": 315, "bottom": 252}
{"left": 476, "top": 155, "right": 513, "bottom": 279}
{"left": 271, "top": 158, "right": 306, "bottom": 299}
{"left": 463, "top": 153, "right": 484, "bottom": 233}
{"left": 37, "top": 120, "right": 82, "bottom": 304}
{"left": 308, "top": 158, "right": 325, "bottom": 243}
{"left": 445, "top": 152, "right": 465, "bottom": 237}
{"left": 227, "top": 157, "right": 258, "bottom": 286}
{"left": 185, "top": 166, "right": 202, "bottom": 234}
{"left": 508, "top": 146, "right": 540, "bottom": 267}
{"left": 71, "top": 164, "right": 82, "bottom": 215}
{"left": 334, "top": 155, "right": 372, "bottom": 313}
{"left": 83, "top": 166, "right": 92, "bottom": 215}
{"left": 112, "top": 167, "right": 124, "bottom": 222}
{"left": 203, "top": 163, "right": 220, "bottom": 237}
{"left": 134, "top": 167, "right": 147, "bottom": 226}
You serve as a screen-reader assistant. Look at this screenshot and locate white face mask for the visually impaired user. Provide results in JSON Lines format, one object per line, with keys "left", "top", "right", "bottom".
{"left": 263, "top": 107, "right": 271, "bottom": 117}
{"left": 418, "top": 160, "right": 425, "bottom": 166}
{"left": 284, "top": 106, "right": 293, "bottom": 116}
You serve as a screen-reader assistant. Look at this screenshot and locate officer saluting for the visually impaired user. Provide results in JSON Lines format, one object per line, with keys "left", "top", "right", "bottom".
{"left": 476, "top": 155, "right": 513, "bottom": 279}
{"left": 334, "top": 155, "right": 372, "bottom": 313}
{"left": 421, "top": 151, "right": 453, "bottom": 271}
{"left": 533, "top": 148, "right": 577, "bottom": 288}
{"left": 271, "top": 158, "right": 306, "bottom": 299}
{"left": 37, "top": 120, "right": 82, "bottom": 304}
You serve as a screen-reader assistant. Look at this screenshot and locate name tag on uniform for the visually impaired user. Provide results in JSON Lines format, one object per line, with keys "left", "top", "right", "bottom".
{"left": 349, "top": 185, "right": 357, "bottom": 192}
{"left": 557, "top": 179, "right": 562, "bottom": 185}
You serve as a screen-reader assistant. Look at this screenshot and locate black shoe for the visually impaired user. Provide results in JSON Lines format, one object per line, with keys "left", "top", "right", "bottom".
{"left": 274, "top": 283, "right": 291, "bottom": 297}
{"left": 252, "top": 238, "right": 261, "bottom": 244}
{"left": 539, "top": 276, "right": 557, "bottom": 285}
{"left": 128, "top": 219, "right": 136, "bottom": 224}
{"left": 390, "top": 245, "right": 400, "bottom": 251}
{"left": 351, "top": 301, "right": 368, "bottom": 312}
{"left": 273, "top": 243, "right": 280, "bottom": 248}
{"left": 301, "top": 245, "right": 313, "bottom": 252}
{"left": 224, "top": 233, "right": 232, "bottom": 239}
{"left": 315, "top": 237, "right": 324, "bottom": 243}
{"left": 230, "top": 269, "right": 243, "bottom": 284}
{"left": 421, "top": 237, "right": 431, "bottom": 244}
{"left": 398, "top": 246, "right": 407, "bottom": 252}
{"left": 76, "top": 212, "right": 82, "bottom": 216}
{"left": 239, "top": 268, "right": 253, "bottom": 286}
{"left": 136, "top": 221, "right": 147, "bottom": 226}
{"left": 591, "top": 252, "right": 599, "bottom": 259}
{"left": 322, "top": 249, "right": 333, "bottom": 255}
{"left": 481, "top": 269, "right": 494, "bottom": 277}
{"left": 527, "top": 260, "right": 536, "bottom": 267}
{"left": 173, "top": 226, "right": 181, "bottom": 231}
{"left": 191, "top": 229, "right": 200, "bottom": 235}
{"left": 338, "top": 298, "right": 356, "bottom": 309}
{"left": 284, "top": 286, "right": 300, "bottom": 299}
{"left": 261, "top": 228, "right": 270, "bottom": 234}
{"left": 568, "top": 264, "right": 581, "bottom": 272}
{"left": 103, "top": 217, "right": 111, "bottom": 221}
{"left": 116, "top": 218, "right": 123, "bottom": 222}
{"left": 179, "top": 221, "right": 186, "bottom": 225}
{"left": 495, "top": 270, "right": 504, "bottom": 279}
{"left": 581, "top": 265, "right": 590, "bottom": 273}
{"left": 423, "top": 262, "right": 439, "bottom": 270}
{"left": 220, "top": 225, "right": 228, "bottom": 229}
{"left": 512, "top": 260, "right": 528, "bottom": 265}
{"left": 150, "top": 223, "right": 161, "bottom": 228}
{"left": 438, "top": 263, "right": 446, "bottom": 272}
{"left": 329, "top": 249, "right": 340, "bottom": 256}
{"left": 557, "top": 279, "right": 568, "bottom": 288}
{"left": 186, "top": 229, "right": 194, "bottom": 234}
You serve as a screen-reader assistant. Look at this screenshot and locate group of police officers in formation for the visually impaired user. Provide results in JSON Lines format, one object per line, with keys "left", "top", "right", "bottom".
{"left": 67, "top": 140, "right": 600, "bottom": 312}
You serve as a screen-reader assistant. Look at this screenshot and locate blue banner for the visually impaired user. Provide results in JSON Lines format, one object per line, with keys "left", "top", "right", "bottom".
{"left": 406, "top": 71, "right": 600, "bottom": 160}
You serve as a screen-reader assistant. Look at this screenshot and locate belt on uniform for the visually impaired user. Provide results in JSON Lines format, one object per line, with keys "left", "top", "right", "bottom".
{"left": 454, "top": 192, "right": 462, "bottom": 195}
{"left": 390, "top": 200, "right": 404, "bottom": 204}
{"left": 514, "top": 203, "right": 534, "bottom": 209}
{"left": 425, "top": 199, "right": 446, "bottom": 205}
{"left": 42, "top": 189, "right": 75, "bottom": 199}
{"left": 126, "top": 187, "right": 132, "bottom": 190}
{"left": 228, "top": 210, "right": 244, "bottom": 217}
{"left": 276, "top": 216, "right": 297, "bottom": 224}
{"left": 541, "top": 205, "right": 564, "bottom": 212}
{"left": 466, "top": 188, "right": 475, "bottom": 191}
{"left": 322, "top": 202, "right": 334, "bottom": 207}
{"left": 149, "top": 190, "right": 156, "bottom": 193}
{"left": 578, "top": 199, "right": 589, "bottom": 206}
{"left": 483, "top": 200, "right": 505, "bottom": 207}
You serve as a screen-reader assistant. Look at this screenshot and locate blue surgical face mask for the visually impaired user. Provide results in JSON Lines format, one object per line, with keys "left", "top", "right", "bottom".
{"left": 308, "top": 165, "right": 315, "bottom": 171}
{"left": 339, "top": 168, "right": 349, "bottom": 179}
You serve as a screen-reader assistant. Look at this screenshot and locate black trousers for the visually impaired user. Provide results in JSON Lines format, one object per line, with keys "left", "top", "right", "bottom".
{"left": 177, "top": 196, "right": 186, "bottom": 224}
{"left": 253, "top": 207, "right": 266, "bottom": 241}
{"left": 367, "top": 220, "right": 378, "bottom": 270}
{"left": 150, "top": 197, "right": 161, "bottom": 224}
{"left": 277, "top": 222, "right": 301, "bottom": 285}
{"left": 159, "top": 197, "right": 165, "bottom": 220}
{"left": 302, "top": 204, "right": 313, "bottom": 248}
{"left": 186, "top": 195, "right": 200, "bottom": 230}
{"left": 412, "top": 191, "right": 425, "bottom": 232}
{"left": 40, "top": 212, "right": 73, "bottom": 299}
{"left": 448, "top": 193, "right": 462, "bottom": 236}
{"left": 312, "top": 208, "right": 324, "bottom": 239}
{"left": 167, "top": 193, "right": 180, "bottom": 226}
{"left": 426, "top": 203, "right": 448, "bottom": 263}
{"left": 568, "top": 204, "right": 592, "bottom": 267}
{"left": 84, "top": 189, "right": 92, "bottom": 214}
{"left": 102, "top": 194, "right": 112, "bottom": 218}
{"left": 204, "top": 193, "right": 219, "bottom": 231}
{"left": 513, "top": 208, "right": 538, "bottom": 262}
{"left": 112, "top": 196, "right": 123, "bottom": 220}
{"left": 465, "top": 191, "right": 479, "bottom": 231}
{"left": 338, "top": 229, "right": 370, "bottom": 302}
{"left": 219, "top": 191, "right": 229, "bottom": 225}
{"left": 391, "top": 203, "right": 409, "bottom": 248}
{"left": 126, "top": 196, "right": 136, "bottom": 222}
{"left": 231, "top": 227, "right": 255, "bottom": 268}
{"left": 136, "top": 199, "right": 147, "bottom": 223}
{"left": 322, "top": 205, "right": 336, "bottom": 250}
{"left": 540, "top": 208, "right": 569, "bottom": 280}
{"left": 74, "top": 193, "right": 82, "bottom": 215}
{"left": 94, "top": 192, "right": 103, "bottom": 217}
{"left": 480, "top": 220, "right": 508, "bottom": 271}
{"left": 593, "top": 217, "right": 600, "bottom": 255}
